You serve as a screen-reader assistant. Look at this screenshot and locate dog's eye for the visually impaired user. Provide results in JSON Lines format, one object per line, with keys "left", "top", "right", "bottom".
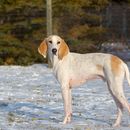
{"left": 49, "top": 40, "right": 52, "bottom": 44}
{"left": 57, "top": 41, "right": 60, "bottom": 44}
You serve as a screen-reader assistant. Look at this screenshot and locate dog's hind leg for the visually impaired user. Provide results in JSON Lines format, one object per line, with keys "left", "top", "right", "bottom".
{"left": 111, "top": 83, "right": 130, "bottom": 114}
{"left": 107, "top": 79, "right": 130, "bottom": 127}
{"left": 104, "top": 65, "right": 130, "bottom": 126}
{"left": 109, "top": 56, "right": 130, "bottom": 114}
{"left": 107, "top": 82, "right": 123, "bottom": 127}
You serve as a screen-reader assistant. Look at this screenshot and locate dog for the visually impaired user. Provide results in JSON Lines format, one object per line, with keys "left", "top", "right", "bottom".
{"left": 38, "top": 35, "right": 130, "bottom": 127}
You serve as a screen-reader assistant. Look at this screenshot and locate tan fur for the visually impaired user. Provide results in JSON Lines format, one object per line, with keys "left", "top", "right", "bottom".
{"left": 96, "top": 64, "right": 103, "bottom": 71}
{"left": 38, "top": 40, "right": 47, "bottom": 58}
{"left": 111, "top": 55, "right": 122, "bottom": 75}
{"left": 58, "top": 40, "right": 69, "bottom": 60}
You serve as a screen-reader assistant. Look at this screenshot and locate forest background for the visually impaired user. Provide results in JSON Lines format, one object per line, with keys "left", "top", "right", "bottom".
{"left": 0, "top": 0, "right": 130, "bottom": 65}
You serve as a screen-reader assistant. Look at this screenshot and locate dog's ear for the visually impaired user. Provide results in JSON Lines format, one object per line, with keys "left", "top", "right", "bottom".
{"left": 58, "top": 39, "right": 69, "bottom": 60}
{"left": 38, "top": 39, "right": 47, "bottom": 58}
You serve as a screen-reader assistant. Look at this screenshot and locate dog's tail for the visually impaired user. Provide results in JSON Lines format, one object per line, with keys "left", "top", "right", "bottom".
{"left": 123, "top": 63, "right": 130, "bottom": 86}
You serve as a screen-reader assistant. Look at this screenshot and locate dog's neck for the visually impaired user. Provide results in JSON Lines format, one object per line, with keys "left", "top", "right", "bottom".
{"left": 49, "top": 53, "right": 69, "bottom": 69}
{"left": 48, "top": 54, "right": 60, "bottom": 68}
{"left": 52, "top": 55, "right": 59, "bottom": 67}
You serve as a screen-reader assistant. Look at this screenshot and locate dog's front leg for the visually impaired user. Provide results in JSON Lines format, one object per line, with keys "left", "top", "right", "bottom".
{"left": 61, "top": 85, "right": 72, "bottom": 124}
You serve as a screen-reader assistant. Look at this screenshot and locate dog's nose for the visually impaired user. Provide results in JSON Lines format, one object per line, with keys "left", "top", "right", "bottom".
{"left": 52, "top": 48, "right": 57, "bottom": 54}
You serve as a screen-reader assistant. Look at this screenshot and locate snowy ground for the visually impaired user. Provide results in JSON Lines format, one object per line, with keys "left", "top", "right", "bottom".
{"left": 0, "top": 64, "right": 130, "bottom": 130}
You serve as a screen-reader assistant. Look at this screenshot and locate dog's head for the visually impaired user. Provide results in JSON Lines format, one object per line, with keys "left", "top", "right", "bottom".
{"left": 38, "top": 35, "right": 69, "bottom": 60}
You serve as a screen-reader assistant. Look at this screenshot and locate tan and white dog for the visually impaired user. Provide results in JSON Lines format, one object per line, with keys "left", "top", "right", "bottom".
{"left": 38, "top": 35, "right": 130, "bottom": 127}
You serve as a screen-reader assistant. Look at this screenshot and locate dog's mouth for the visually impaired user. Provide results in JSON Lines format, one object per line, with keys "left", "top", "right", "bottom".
{"left": 52, "top": 52, "right": 57, "bottom": 56}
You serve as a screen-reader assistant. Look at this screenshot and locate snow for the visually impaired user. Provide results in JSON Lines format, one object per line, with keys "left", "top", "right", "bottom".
{"left": 0, "top": 64, "right": 130, "bottom": 130}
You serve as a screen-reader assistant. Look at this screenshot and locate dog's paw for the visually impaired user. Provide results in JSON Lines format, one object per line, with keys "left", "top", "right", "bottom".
{"left": 63, "top": 114, "right": 71, "bottom": 124}
{"left": 112, "top": 123, "right": 120, "bottom": 128}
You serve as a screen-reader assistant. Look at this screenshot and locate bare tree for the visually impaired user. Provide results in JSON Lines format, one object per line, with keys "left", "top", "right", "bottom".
{"left": 46, "top": 0, "right": 52, "bottom": 67}
{"left": 46, "top": 0, "right": 52, "bottom": 36}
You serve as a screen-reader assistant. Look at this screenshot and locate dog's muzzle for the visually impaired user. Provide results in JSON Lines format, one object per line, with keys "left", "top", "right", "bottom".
{"left": 52, "top": 48, "right": 57, "bottom": 55}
